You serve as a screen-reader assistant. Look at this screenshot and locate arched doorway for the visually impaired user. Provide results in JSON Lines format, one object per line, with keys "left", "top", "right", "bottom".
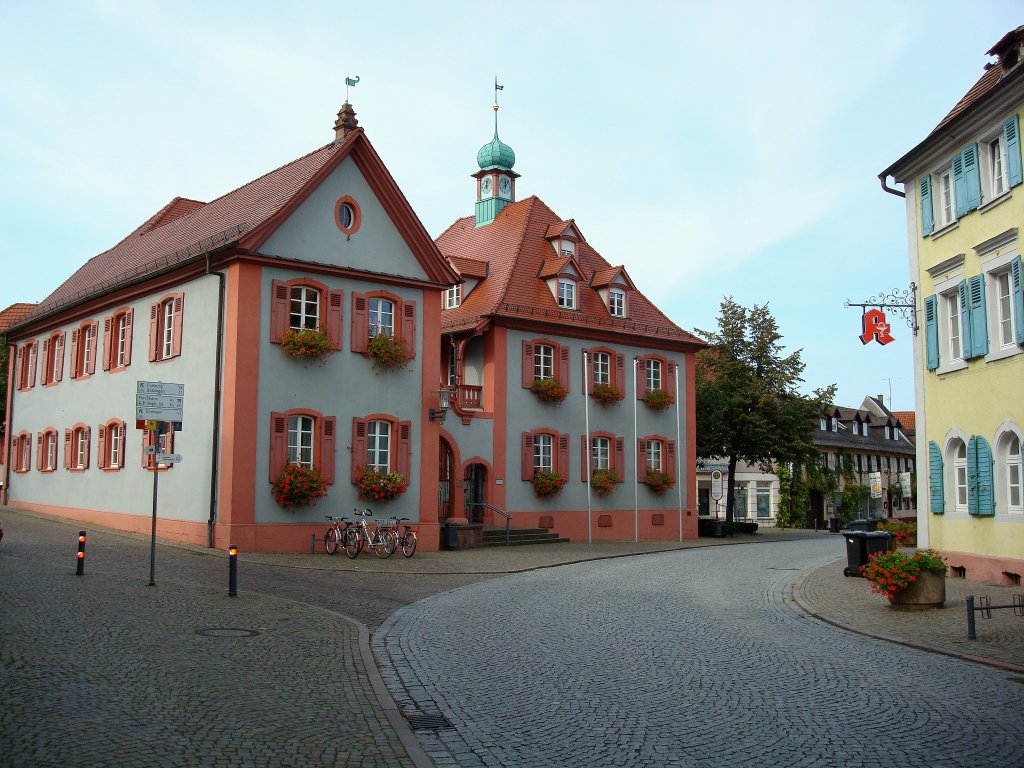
{"left": 438, "top": 440, "right": 454, "bottom": 523}
{"left": 464, "top": 463, "right": 487, "bottom": 524}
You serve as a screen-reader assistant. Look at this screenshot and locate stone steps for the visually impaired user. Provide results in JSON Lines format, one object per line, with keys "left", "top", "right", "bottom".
{"left": 481, "top": 526, "right": 570, "bottom": 547}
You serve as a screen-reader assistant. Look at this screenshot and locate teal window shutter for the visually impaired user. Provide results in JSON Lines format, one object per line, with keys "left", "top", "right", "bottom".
{"left": 962, "top": 144, "right": 982, "bottom": 211}
{"left": 967, "top": 435, "right": 979, "bottom": 515}
{"left": 919, "top": 175, "right": 934, "bottom": 236}
{"left": 971, "top": 435, "right": 995, "bottom": 516}
{"left": 958, "top": 280, "right": 973, "bottom": 358}
{"left": 928, "top": 440, "right": 944, "bottom": 514}
{"left": 924, "top": 294, "right": 939, "bottom": 370}
{"left": 1005, "top": 114, "right": 1022, "bottom": 187}
{"left": 953, "top": 154, "right": 967, "bottom": 218}
{"left": 1012, "top": 256, "right": 1024, "bottom": 344}
{"left": 967, "top": 274, "right": 988, "bottom": 358}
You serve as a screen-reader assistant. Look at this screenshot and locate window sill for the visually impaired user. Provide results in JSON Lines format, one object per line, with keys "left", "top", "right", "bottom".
{"left": 930, "top": 221, "right": 959, "bottom": 240}
{"left": 984, "top": 346, "right": 1023, "bottom": 364}
{"left": 935, "top": 361, "right": 968, "bottom": 375}
{"left": 979, "top": 190, "right": 1012, "bottom": 214}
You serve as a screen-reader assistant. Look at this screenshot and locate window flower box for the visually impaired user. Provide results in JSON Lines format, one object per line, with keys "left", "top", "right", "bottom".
{"left": 272, "top": 463, "right": 328, "bottom": 510}
{"left": 643, "top": 469, "right": 674, "bottom": 495}
{"left": 592, "top": 383, "right": 624, "bottom": 407}
{"left": 590, "top": 468, "right": 619, "bottom": 496}
{"left": 643, "top": 388, "right": 674, "bottom": 411}
{"left": 357, "top": 467, "right": 408, "bottom": 502}
{"left": 367, "top": 333, "right": 412, "bottom": 370}
{"left": 532, "top": 470, "right": 567, "bottom": 497}
{"left": 530, "top": 378, "right": 567, "bottom": 403}
{"left": 280, "top": 327, "right": 335, "bottom": 364}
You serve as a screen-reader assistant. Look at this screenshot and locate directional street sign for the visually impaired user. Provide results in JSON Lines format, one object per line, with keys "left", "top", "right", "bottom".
{"left": 156, "top": 454, "right": 183, "bottom": 464}
{"left": 137, "top": 381, "right": 184, "bottom": 397}
{"left": 136, "top": 381, "right": 185, "bottom": 421}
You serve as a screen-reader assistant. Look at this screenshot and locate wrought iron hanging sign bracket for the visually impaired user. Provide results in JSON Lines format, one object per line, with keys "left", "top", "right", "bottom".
{"left": 844, "top": 283, "right": 918, "bottom": 344}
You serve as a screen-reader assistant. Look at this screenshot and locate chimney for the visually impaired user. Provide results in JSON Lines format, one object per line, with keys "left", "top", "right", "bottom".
{"left": 877, "top": 394, "right": 884, "bottom": 405}
{"left": 334, "top": 102, "right": 358, "bottom": 142}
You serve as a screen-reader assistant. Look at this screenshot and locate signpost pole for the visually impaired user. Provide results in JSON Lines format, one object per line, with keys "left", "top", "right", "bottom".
{"left": 149, "top": 429, "right": 159, "bottom": 586}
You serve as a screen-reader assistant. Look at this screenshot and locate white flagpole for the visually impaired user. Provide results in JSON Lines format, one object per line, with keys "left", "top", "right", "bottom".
{"left": 583, "top": 351, "right": 592, "bottom": 544}
{"left": 633, "top": 358, "right": 639, "bottom": 544}
{"left": 675, "top": 360, "right": 683, "bottom": 542}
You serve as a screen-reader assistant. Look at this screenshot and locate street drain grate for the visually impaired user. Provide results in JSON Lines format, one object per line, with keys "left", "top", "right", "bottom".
{"left": 406, "top": 714, "right": 453, "bottom": 730}
{"left": 196, "top": 627, "right": 260, "bottom": 638}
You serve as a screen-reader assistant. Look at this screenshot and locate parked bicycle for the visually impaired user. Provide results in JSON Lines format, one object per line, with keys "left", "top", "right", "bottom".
{"left": 385, "top": 517, "right": 418, "bottom": 558}
{"left": 324, "top": 515, "right": 353, "bottom": 555}
{"left": 345, "top": 508, "right": 397, "bottom": 559}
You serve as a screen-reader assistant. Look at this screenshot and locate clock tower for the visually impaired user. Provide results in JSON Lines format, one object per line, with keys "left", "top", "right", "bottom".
{"left": 474, "top": 100, "right": 519, "bottom": 227}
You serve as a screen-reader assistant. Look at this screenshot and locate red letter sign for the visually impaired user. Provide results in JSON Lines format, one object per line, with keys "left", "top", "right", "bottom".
{"left": 860, "top": 309, "right": 894, "bottom": 346}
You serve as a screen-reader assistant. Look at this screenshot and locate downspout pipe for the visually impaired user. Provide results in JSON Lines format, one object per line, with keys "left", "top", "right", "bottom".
{"left": 206, "top": 255, "right": 227, "bottom": 548}
{"left": 2, "top": 341, "right": 15, "bottom": 506}
{"left": 879, "top": 174, "right": 906, "bottom": 198}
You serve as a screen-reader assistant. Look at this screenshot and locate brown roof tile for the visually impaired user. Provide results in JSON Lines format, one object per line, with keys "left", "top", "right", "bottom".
{"left": 437, "top": 196, "right": 703, "bottom": 347}
{"left": 0, "top": 303, "right": 37, "bottom": 333}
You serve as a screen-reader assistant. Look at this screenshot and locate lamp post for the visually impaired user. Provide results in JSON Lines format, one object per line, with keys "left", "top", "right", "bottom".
{"left": 429, "top": 387, "right": 454, "bottom": 423}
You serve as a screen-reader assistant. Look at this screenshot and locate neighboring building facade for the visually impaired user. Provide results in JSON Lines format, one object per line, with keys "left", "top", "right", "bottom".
{"left": 880, "top": 27, "right": 1024, "bottom": 583}
{"left": 3, "top": 104, "right": 461, "bottom": 552}
{"left": 696, "top": 460, "right": 778, "bottom": 525}
{"left": 434, "top": 117, "right": 705, "bottom": 542}
{"left": 808, "top": 401, "right": 917, "bottom": 526}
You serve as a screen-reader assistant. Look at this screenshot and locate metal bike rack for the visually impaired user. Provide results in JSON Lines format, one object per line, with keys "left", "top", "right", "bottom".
{"left": 965, "top": 593, "right": 1024, "bottom": 640}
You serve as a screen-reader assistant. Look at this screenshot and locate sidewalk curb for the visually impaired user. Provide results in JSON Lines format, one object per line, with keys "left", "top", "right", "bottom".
{"left": 789, "top": 568, "right": 1024, "bottom": 675}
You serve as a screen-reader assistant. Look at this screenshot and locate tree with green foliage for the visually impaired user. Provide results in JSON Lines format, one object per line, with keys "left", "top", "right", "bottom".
{"left": 696, "top": 297, "right": 835, "bottom": 522}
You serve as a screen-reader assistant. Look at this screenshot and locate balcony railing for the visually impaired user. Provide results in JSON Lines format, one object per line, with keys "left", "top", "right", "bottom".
{"left": 455, "top": 385, "right": 482, "bottom": 410}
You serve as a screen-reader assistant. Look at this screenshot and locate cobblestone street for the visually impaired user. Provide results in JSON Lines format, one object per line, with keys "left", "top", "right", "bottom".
{"left": 375, "top": 538, "right": 1024, "bottom": 768}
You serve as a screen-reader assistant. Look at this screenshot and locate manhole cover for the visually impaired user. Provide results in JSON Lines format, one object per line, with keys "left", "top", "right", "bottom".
{"left": 196, "top": 627, "right": 259, "bottom": 638}
{"left": 406, "top": 713, "right": 453, "bottom": 731}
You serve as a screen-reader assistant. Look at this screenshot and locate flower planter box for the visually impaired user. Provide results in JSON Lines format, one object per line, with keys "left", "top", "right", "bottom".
{"left": 888, "top": 569, "right": 946, "bottom": 611}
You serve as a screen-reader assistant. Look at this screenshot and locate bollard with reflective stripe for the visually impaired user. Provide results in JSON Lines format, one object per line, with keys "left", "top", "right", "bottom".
{"left": 76, "top": 531, "right": 86, "bottom": 576}
{"left": 228, "top": 544, "right": 238, "bottom": 597}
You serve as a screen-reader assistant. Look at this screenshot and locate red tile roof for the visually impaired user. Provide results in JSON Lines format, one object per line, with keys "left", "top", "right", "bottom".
{"left": 18, "top": 127, "right": 458, "bottom": 331}
{"left": 892, "top": 411, "right": 916, "bottom": 433}
{"left": 448, "top": 255, "right": 488, "bottom": 279}
{"left": 436, "top": 196, "right": 704, "bottom": 347}
{"left": 0, "top": 303, "right": 37, "bottom": 333}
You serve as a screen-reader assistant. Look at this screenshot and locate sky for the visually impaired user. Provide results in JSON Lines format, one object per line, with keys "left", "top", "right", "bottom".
{"left": 2, "top": 1, "right": 1021, "bottom": 412}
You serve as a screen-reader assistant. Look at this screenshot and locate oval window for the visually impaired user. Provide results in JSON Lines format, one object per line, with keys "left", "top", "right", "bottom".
{"left": 338, "top": 202, "right": 354, "bottom": 229}
{"left": 334, "top": 195, "right": 361, "bottom": 235}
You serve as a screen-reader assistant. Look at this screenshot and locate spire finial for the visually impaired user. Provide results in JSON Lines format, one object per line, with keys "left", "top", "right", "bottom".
{"left": 493, "top": 77, "right": 504, "bottom": 135}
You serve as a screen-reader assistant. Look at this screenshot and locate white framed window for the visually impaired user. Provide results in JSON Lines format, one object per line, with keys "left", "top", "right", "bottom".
{"left": 646, "top": 358, "right": 662, "bottom": 391}
{"left": 1007, "top": 435, "right": 1022, "bottom": 513}
{"left": 367, "top": 420, "right": 391, "bottom": 472}
{"left": 81, "top": 325, "right": 94, "bottom": 373}
{"left": 993, "top": 268, "right": 1017, "bottom": 349}
{"left": 591, "top": 437, "right": 610, "bottom": 471}
{"left": 162, "top": 300, "right": 175, "bottom": 359}
{"left": 290, "top": 286, "right": 320, "bottom": 331}
{"left": 885, "top": 425, "right": 892, "bottom": 440}
{"left": 109, "top": 424, "right": 121, "bottom": 468}
{"left": 116, "top": 313, "right": 128, "bottom": 367}
{"left": 646, "top": 439, "right": 663, "bottom": 471}
{"left": 368, "top": 297, "right": 394, "bottom": 338}
{"left": 444, "top": 284, "right": 461, "bottom": 310}
{"left": 852, "top": 421, "right": 860, "bottom": 436}
{"left": 756, "top": 482, "right": 772, "bottom": 518}
{"left": 533, "top": 433, "right": 553, "bottom": 472}
{"left": 939, "top": 170, "right": 955, "bottom": 227}
{"left": 734, "top": 483, "right": 749, "bottom": 519}
{"left": 534, "top": 343, "right": 554, "bottom": 380}
{"left": 989, "top": 135, "right": 1009, "bottom": 198}
{"left": 609, "top": 289, "right": 625, "bottom": 317}
{"left": 74, "top": 429, "right": 87, "bottom": 469}
{"left": 944, "top": 290, "right": 963, "bottom": 363}
{"left": 820, "top": 417, "right": 827, "bottom": 431}
{"left": 593, "top": 352, "right": 610, "bottom": 386}
{"left": 557, "top": 279, "right": 576, "bottom": 309}
{"left": 831, "top": 417, "right": 838, "bottom": 432}
{"left": 25, "top": 342, "right": 37, "bottom": 389}
{"left": 953, "top": 440, "right": 968, "bottom": 512}
{"left": 287, "top": 415, "right": 314, "bottom": 468}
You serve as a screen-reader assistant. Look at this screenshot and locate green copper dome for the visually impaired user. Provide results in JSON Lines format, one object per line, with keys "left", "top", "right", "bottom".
{"left": 477, "top": 130, "right": 515, "bottom": 171}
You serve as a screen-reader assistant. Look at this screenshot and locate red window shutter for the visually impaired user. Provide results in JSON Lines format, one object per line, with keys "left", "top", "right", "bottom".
{"left": 270, "top": 280, "right": 289, "bottom": 343}
{"left": 327, "top": 289, "right": 344, "bottom": 351}
{"left": 149, "top": 303, "right": 159, "bottom": 361}
{"left": 102, "top": 317, "right": 112, "bottom": 371}
{"left": 269, "top": 412, "right": 286, "bottom": 481}
{"left": 397, "top": 420, "right": 412, "bottom": 478}
{"left": 84, "top": 427, "right": 91, "bottom": 468}
{"left": 636, "top": 358, "right": 646, "bottom": 399}
{"left": 123, "top": 309, "right": 134, "bottom": 366}
{"left": 55, "top": 333, "right": 65, "bottom": 382}
{"left": 98, "top": 425, "right": 107, "bottom": 469}
{"left": 636, "top": 438, "right": 648, "bottom": 480}
{"left": 37, "top": 432, "right": 44, "bottom": 469}
{"left": 15, "top": 347, "right": 24, "bottom": 391}
{"left": 614, "top": 437, "right": 624, "bottom": 481}
{"left": 558, "top": 346, "right": 570, "bottom": 391}
{"left": 521, "top": 432, "right": 534, "bottom": 480}
{"left": 351, "top": 418, "right": 367, "bottom": 482}
{"left": 585, "top": 349, "right": 594, "bottom": 395}
{"left": 351, "top": 293, "right": 368, "bottom": 354}
{"left": 70, "top": 329, "right": 81, "bottom": 379}
{"left": 63, "top": 429, "right": 71, "bottom": 469}
{"left": 667, "top": 440, "right": 677, "bottom": 484}
{"left": 521, "top": 341, "right": 534, "bottom": 389}
{"left": 321, "top": 416, "right": 336, "bottom": 484}
{"left": 401, "top": 301, "right": 416, "bottom": 358}
{"left": 581, "top": 435, "right": 589, "bottom": 481}
{"left": 666, "top": 361, "right": 677, "bottom": 400}
{"left": 170, "top": 295, "right": 184, "bottom": 358}
{"left": 615, "top": 353, "right": 624, "bottom": 389}
{"left": 40, "top": 339, "right": 50, "bottom": 385}
{"left": 557, "top": 433, "right": 569, "bottom": 476}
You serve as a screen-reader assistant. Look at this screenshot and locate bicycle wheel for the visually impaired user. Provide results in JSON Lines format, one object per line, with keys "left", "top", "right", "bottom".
{"left": 401, "top": 531, "right": 417, "bottom": 558}
{"left": 325, "top": 527, "right": 340, "bottom": 555}
{"left": 344, "top": 528, "right": 362, "bottom": 559}
{"left": 372, "top": 529, "right": 397, "bottom": 558}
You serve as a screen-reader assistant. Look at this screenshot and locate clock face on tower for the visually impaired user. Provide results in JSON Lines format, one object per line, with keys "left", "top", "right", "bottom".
{"left": 480, "top": 175, "right": 493, "bottom": 197}
{"left": 498, "top": 175, "right": 512, "bottom": 198}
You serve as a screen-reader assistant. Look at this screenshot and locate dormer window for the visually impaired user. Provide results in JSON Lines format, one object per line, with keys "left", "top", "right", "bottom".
{"left": 444, "top": 284, "right": 462, "bottom": 310}
{"left": 852, "top": 421, "right": 859, "bottom": 436}
{"left": 831, "top": 417, "right": 838, "bottom": 432}
{"left": 558, "top": 279, "right": 577, "bottom": 309}
{"left": 885, "top": 425, "right": 892, "bottom": 439}
{"left": 820, "top": 418, "right": 827, "bottom": 431}
{"left": 560, "top": 240, "right": 576, "bottom": 257}
{"left": 609, "top": 289, "right": 625, "bottom": 318}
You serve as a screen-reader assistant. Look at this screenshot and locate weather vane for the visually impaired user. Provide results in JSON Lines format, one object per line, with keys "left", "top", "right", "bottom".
{"left": 345, "top": 75, "right": 360, "bottom": 104}
{"left": 493, "top": 76, "right": 503, "bottom": 112}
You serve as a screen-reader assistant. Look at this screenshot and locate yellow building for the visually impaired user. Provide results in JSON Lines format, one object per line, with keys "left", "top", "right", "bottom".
{"left": 880, "top": 26, "right": 1024, "bottom": 584}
